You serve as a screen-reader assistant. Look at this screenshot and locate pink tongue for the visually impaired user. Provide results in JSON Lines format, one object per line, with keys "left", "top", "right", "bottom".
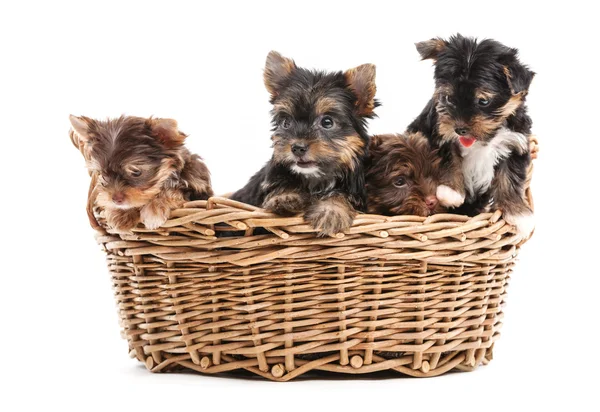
{"left": 459, "top": 136, "right": 476, "bottom": 147}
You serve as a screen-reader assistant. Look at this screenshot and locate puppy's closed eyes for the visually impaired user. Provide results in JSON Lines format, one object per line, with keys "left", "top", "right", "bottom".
{"left": 70, "top": 115, "right": 213, "bottom": 233}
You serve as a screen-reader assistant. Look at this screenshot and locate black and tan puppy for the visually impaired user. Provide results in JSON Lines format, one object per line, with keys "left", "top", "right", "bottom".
{"left": 408, "top": 34, "right": 535, "bottom": 237}
{"left": 366, "top": 133, "right": 444, "bottom": 217}
{"left": 231, "top": 51, "right": 378, "bottom": 236}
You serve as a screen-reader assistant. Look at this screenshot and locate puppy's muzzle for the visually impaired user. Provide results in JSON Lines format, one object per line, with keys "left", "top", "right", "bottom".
{"left": 291, "top": 144, "right": 308, "bottom": 158}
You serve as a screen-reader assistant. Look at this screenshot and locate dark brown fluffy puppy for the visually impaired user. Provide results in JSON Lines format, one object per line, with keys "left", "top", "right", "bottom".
{"left": 69, "top": 115, "right": 213, "bottom": 232}
{"left": 231, "top": 51, "right": 378, "bottom": 236}
{"left": 366, "top": 133, "right": 445, "bottom": 216}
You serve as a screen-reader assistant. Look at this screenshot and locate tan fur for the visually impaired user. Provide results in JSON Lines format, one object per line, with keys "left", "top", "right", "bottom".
{"left": 105, "top": 208, "right": 140, "bottom": 234}
{"left": 315, "top": 97, "right": 341, "bottom": 115}
{"left": 496, "top": 94, "right": 524, "bottom": 118}
{"left": 490, "top": 168, "right": 532, "bottom": 217}
{"left": 140, "top": 188, "right": 185, "bottom": 230}
{"left": 476, "top": 89, "right": 496, "bottom": 100}
{"left": 264, "top": 51, "right": 296, "bottom": 97}
{"left": 273, "top": 101, "right": 294, "bottom": 115}
{"left": 337, "top": 135, "right": 365, "bottom": 170}
{"left": 263, "top": 191, "right": 307, "bottom": 216}
{"left": 416, "top": 38, "right": 447, "bottom": 60}
{"left": 304, "top": 195, "right": 355, "bottom": 236}
{"left": 274, "top": 135, "right": 364, "bottom": 172}
{"left": 343, "top": 64, "right": 377, "bottom": 116}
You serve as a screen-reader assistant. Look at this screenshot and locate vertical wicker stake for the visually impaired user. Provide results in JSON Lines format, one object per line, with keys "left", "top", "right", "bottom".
{"left": 209, "top": 265, "right": 221, "bottom": 366}
{"left": 134, "top": 253, "right": 162, "bottom": 365}
{"left": 337, "top": 265, "right": 349, "bottom": 366}
{"left": 365, "top": 263, "right": 384, "bottom": 365}
{"left": 412, "top": 261, "right": 428, "bottom": 371}
{"left": 245, "top": 268, "right": 269, "bottom": 372}
{"left": 169, "top": 263, "right": 201, "bottom": 366}
{"left": 284, "top": 267, "right": 295, "bottom": 372}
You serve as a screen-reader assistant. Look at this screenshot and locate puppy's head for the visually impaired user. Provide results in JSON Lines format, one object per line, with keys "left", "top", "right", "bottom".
{"left": 264, "top": 51, "right": 378, "bottom": 178}
{"left": 69, "top": 115, "right": 186, "bottom": 209}
{"left": 366, "top": 133, "right": 444, "bottom": 216}
{"left": 416, "top": 34, "right": 534, "bottom": 147}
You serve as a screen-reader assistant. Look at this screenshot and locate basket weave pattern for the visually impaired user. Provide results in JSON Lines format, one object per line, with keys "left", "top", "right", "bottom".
{"left": 95, "top": 139, "right": 537, "bottom": 381}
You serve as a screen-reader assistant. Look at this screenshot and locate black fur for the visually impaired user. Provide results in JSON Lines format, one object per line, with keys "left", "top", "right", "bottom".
{"left": 408, "top": 34, "right": 534, "bottom": 218}
{"left": 231, "top": 52, "right": 378, "bottom": 224}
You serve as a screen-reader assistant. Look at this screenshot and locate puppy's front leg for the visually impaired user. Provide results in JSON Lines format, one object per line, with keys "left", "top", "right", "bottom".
{"left": 106, "top": 207, "right": 140, "bottom": 234}
{"left": 140, "top": 189, "right": 185, "bottom": 230}
{"left": 491, "top": 160, "right": 534, "bottom": 239}
{"left": 262, "top": 191, "right": 307, "bottom": 216}
{"left": 304, "top": 195, "right": 356, "bottom": 236}
{"left": 436, "top": 146, "right": 466, "bottom": 208}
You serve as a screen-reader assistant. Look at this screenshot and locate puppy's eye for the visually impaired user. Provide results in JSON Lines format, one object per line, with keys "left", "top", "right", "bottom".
{"left": 394, "top": 177, "right": 407, "bottom": 187}
{"left": 478, "top": 98, "right": 490, "bottom": 107}
{"left": 130, "top": 169, "right": 142, "bottom": 178}
{"left": 320, "top": 116, "right": 334, "bottom": 129}
{"left": 280, "top": 117, "right": 292, "bottom": 129}
{"left": 444, "top": 94, "right": 454, "bottom": 105}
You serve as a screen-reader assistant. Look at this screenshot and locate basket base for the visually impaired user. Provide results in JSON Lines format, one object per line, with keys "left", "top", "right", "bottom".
{"left": 130, "top": 346, "right": 495, "bottom": 381}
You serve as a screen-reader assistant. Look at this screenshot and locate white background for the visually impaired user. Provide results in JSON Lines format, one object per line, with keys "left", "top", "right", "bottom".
{"left": 1, "top": 1, "right": 598, "bottom": 411}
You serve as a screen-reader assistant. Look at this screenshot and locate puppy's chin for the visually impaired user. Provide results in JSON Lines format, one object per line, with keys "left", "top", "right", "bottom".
{"left": 391, "top": 200, "right": 443, "bottom": 217}
{"left": 290, "top": 163, "right": 323, "bottom": 178}
{"left": 112, "top": 202, "right": 136, "bottom": 210}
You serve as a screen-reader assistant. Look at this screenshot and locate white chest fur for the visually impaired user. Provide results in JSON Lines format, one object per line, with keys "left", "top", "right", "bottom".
{"left": 461, "top": 127, "right": 528, "bottom": 197}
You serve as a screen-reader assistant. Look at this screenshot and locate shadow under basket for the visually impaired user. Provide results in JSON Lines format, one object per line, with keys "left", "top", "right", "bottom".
{"left": 94, "top": 138, "right": 537, "bottom": 381}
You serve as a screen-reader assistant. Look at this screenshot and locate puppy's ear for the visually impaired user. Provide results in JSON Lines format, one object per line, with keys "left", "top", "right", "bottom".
{"left": 148, "top": 118, "right": 186, "bottom": 148}
{"left": 264, "top": 51, "right": 296, "bottom": 98}
{"left": 415, "top": 38, "right": 447, "bottom": 60}
{"left": 344, "top": 64, "right": 377, "bottom": 116}
{"left": 501, "top": 50, "right": 535, "bottom": 95}
{"left": 369, "top": 134, "right": 383, "bottom": 149}
{"left": 69, "top": 114, "right": 92, "bottom": 142}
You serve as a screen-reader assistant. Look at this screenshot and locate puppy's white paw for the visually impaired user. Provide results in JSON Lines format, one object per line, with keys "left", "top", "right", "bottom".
{"left": 505, "top": 211, "right": 535, "bottom": 239}
{"left": 436, "top": 185, "right": 465, "bottom": 208}
{"left": 140, "top": 205, "right": 169, "bottom": 230}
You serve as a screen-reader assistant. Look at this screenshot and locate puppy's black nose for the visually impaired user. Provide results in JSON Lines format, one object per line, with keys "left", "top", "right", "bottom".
{"left": 291, "top": 144, "right": 308, "bottom": 157}
{"left": 455, "top": 127, "right": 469, "bottom": 136}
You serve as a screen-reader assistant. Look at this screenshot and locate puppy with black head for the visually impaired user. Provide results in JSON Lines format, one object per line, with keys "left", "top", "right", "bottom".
{"left": 408, "top": 34, "right": 535, "bottom": 237}
{"left": 231, "top": 51, "right": 378, "bottom": 236}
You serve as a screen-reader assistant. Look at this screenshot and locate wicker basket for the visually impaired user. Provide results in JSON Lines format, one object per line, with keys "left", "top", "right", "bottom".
{"left": 94, "top": 138, "right": 537, "bottom": 381}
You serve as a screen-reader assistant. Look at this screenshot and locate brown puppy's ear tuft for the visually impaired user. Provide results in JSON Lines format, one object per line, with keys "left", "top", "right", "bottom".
{"left": 369, "top": 134, "right": 384, "bottom": 150}
{"left": 69, "top": 114, "right": 92, "bottom": 143}
{"left": 148, "top": 118, "right": 186, "bottom": 148}
{"left": 264, "top": 51, "right": 297, "bottom": 98}
{"left": 344, "top": 63, "right": 377, "bottom": 116}
{"left": 415, "top": 38, "right": 447, "bottom": 60}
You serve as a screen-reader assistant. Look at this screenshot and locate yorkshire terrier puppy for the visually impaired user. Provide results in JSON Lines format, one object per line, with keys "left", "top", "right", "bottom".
{"left": 366, "top": 133, "right": 444, "bottom": 217}
{"left": 408, "top": 34, "right": 535, "bottom": 237}
{"left": 69, "top": 115, "right": 213, "bottom": 232}
{"left": 231, "top": 51, "right": 378, "bottom": 236}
